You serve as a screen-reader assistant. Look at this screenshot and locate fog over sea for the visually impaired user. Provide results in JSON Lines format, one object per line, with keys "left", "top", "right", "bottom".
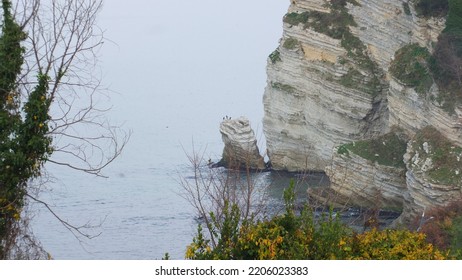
{"left": 30, "top": 1, "right": 290, "bottom": 259}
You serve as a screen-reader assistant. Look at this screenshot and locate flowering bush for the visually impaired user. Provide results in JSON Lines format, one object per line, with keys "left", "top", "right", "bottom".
{"left": 186, "top": 181, "right": 446, "bottom": 260}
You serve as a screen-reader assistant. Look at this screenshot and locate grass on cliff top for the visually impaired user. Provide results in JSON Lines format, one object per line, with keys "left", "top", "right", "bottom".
{"left": 283, "top": 2, "right": 356, "bottom": 40}
{"left": 411, "top": 126, "right": 462, "bottom": 186}
{"left": 389, "top": 43, "right": 433, "bottom": 95}
{"left": 337, "top": 132, "right": 408, "bottom": 168}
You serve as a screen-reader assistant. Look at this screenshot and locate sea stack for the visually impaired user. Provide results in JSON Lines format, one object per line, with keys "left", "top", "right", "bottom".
{"left": 219, "top": 116, "right": 265, "bottom": 170}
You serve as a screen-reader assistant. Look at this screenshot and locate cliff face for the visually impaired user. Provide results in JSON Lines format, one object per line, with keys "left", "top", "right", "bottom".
{"left": 263, "top": 0, "right": 462, "bottom": 221}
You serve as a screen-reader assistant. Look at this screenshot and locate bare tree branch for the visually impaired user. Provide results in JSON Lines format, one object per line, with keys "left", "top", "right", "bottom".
{"left": 26, "top": 193, "right": 103, "bottom": 240}
{"left": 14, "top": 1, "right": 131, "bottom": 180}
{"left": 0, "top": 0, "right": 131, "bottom": 256}
{"left": 179, "top": 143, "right": 270, "bottom": 248}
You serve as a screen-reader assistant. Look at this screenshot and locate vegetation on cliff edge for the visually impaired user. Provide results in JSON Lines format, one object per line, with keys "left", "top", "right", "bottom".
{"left": 413, "top": 0, "right": 449, "bottom": 18}
{"left": 390, "top": 43, "right": 433, "bottom": 95}
{"left": 409, "top": 126, "right": 462, "bottom": 186}
{"left": 429, "top": 0, "right": 462, "bottom": 113}
{"left": 337, "top": 132, "right": 408, "bottom": 168}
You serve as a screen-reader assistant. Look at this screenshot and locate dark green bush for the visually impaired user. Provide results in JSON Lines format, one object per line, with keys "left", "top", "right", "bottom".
{"left": 413, "top": 0, "right": 449, "bottom": 17}
{"left": 283, "top": 12, "right": 309, "bottom": 26}
{"left": 428, "top": 0, "right": 462, "bottom": 112}
{"left": 403, "top": 2, "right": 412, "bottom": 15}
{"left": 389, "top": 43, "right": 433, "bottom": 94}
{"left": 269, "top": 49, "right": 281, "bottom": 64}
{"left": 283, "top": 37, "right": 299, "bottom": 50}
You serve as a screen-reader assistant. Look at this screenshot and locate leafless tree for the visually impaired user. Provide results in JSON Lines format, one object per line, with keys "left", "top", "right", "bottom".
{"left": 179, "top": 144, "right": 269, "bottom": 248}
{"left": 16, "top": 0, "right": 130, "bottom": 177}
{"left": 2, "top": 0, "right": 129, "bottom": 258}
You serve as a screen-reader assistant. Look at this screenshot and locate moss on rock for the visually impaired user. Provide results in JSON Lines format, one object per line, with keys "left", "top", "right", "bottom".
{"left": 337, "top": 131, "right": 408, "bottom": 168}
{"left": 389, "top": 43, "right": 433, "bottom": 95}
{"left": 409, "top": 126, "right": 462, "bottom": 186}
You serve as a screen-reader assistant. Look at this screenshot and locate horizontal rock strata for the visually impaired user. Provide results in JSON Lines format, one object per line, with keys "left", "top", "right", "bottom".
{"left": 325, "top": 150, "right": 407, "bottom": 210}
{"left": 219, "top": 117, "right": 265, "bottom": 170}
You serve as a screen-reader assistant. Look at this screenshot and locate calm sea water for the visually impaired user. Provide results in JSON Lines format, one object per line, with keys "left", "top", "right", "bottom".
{"left": 30, "top": 1, "right": 292, "bottom": 259}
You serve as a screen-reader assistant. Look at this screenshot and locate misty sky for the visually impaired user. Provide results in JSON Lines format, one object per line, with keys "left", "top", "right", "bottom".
{"left": 98, "top": 0, "right": 288, "bottom": 163}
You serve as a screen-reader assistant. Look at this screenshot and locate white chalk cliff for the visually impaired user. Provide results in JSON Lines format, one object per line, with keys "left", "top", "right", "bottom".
{"left": 263, "top": 0, "right": 462, "bottom": 222}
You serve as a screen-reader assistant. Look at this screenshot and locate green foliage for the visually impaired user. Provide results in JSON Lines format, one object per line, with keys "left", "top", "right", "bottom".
{"left": 308, "top": 10, "right": 355, "bottom": 40}
{"left": 413, "top": 0, "right": 449, "bottom": 17}
{"left": 271, "top": 82, "right": 296, "bottom": 94}
{"left": 337, "top": 132, "right": 408, "bottom": 168}
{"left": 403, "top": 2, "right": 412, "bottom": 15}
{"left": 427, "top": 0, "right": 462, "bottom": 113}
{"left": 411, "top": 126, "right": 462, "bottom": 185}
{"left": 162, "top": 252, "right": 170, "bottom": 260}
{"left": 351, "top": 228, "right": 444, "bottom": 259}
{"left": 0, "top": 0, "right": 25, "bottom": 98}
{"left": 450, "top": 216, "right": 462, "bottom": 257}
{"left": 268, "top": 49, "right": 281, "bottom": 64}
{"left": 283, "top": 2, "right": 356, "bottom": 40}
{"left": 282, "top": 37, "right": 299, "bottom": 50}
{"left": 283, "top": 12, "right": 310, "bottom": 26}
{"left": 389, "top": 43, "right": 433, "bottom": 95}
{"left": 337, "top": 145, "right": 350, "bottom": 156}
{"left": 330, "top": 0, "right": 361, "bottom": 8}
{"left": 339, "top": 69, "right": 362, "bottom": 88}
{"left": 186, "top": 201, "right": 242, "bottom": 260}
{"left": 186, "top": 224, "right": 213, "bottom": 259}
{"left": 417, "top": 200, "right": 462, "bottom": 259}
{"left": 0, "top": 0, "right": 52, "bottom": 258}
{"left": 445, "top": 0, "right": 462, "bottom": 36}
{"left": 186, "top": 180, "right": 445, "bottom": 260}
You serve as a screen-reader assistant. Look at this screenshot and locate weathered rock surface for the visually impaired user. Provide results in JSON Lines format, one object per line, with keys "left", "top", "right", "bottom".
{"left": 348, "top": 0, "right": 445, "bottom": 70}
{"left": 262, "top": 0, "right": 462, "bottom": 223}
{"left": 325, "top": 152, "right": 407, "bottom": 210}
{"left": 388, "top": 78, "right": 462, "bottom": 147}
{"left": 219, "top": 117, "right": 265, "bottom": 170}
{"left": 402, "top": 127, "right": 462, "bottom": 219}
